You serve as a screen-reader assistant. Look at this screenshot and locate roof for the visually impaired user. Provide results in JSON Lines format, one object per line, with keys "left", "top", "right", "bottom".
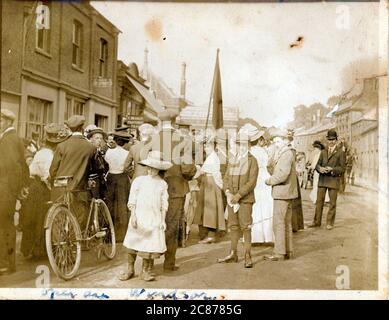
{"left": 177, "top": 105, "right": 239, "bottom": 127}
{"left": 295, "top": 121, "right": 335, "bottom": 137}
{"left": 126, "top": 75, "right": 164, "bottom": 114}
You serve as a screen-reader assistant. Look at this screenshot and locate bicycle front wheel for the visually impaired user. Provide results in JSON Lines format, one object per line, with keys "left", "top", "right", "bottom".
{"left": 45, "top": 204, "right": 82, "bottom": 280}
{"left": 95, "top": 199, "right": 116, "bottom": 259}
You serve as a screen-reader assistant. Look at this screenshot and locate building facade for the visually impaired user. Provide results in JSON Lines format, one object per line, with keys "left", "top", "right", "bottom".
{"left": 1, "top": 0, "right": 119, "bottom": 137}
{"left": 116, "top": 60, "right": 164, "bottom": 137}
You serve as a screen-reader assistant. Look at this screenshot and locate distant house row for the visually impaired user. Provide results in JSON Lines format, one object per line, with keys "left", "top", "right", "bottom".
{"left": 292, "top": 75, "right": 386, "bottom": 189}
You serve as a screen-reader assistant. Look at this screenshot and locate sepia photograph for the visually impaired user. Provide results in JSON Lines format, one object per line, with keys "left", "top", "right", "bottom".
{"left": 0, "top": 0, "right": 388, "bottom": 300}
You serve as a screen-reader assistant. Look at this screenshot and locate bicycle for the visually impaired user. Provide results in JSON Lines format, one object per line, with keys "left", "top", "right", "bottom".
{"left": 44, "top": 175, "right": 116, "bottom": 280}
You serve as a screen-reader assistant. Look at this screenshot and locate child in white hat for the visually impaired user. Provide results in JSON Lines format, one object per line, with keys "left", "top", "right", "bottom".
{"left": 119, "top": 151, "right": 172, "bottom": 282}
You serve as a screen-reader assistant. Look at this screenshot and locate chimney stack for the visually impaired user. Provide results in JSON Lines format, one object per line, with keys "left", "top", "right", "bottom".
{"left": 180, "top": 62, "right": 186, "bottom": 101}
{"left": 142, "top": 46, "right": 150, "bottom": 82}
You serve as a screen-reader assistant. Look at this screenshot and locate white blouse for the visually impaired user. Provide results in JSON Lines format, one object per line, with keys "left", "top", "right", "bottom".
{"left": 104, "top": 146, "right": 129, "bottom": 174}
{"left": 29, "top": 147, "right": 54, "bottom": 181}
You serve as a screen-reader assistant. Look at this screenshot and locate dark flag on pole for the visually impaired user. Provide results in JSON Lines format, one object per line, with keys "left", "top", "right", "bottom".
{"left": 205, "top": 49, "right": 223, "bottom": 130}
{"left": 212, "top": 49, "right": 223, "bottom": 129}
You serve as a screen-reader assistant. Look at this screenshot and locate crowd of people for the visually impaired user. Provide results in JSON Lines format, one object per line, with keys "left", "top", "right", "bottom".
{"left": 0, "top": 107, "right": 347, "bottom": 281}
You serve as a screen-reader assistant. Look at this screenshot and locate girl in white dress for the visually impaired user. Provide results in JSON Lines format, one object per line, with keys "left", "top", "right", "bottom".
{"left": 119, "top": 151, "right": 172, "bottom": 282}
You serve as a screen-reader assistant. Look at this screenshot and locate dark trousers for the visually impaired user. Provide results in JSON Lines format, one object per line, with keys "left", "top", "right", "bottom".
{"left": 0, "top": 199, "right": 17, "bottom": 271}
{"left": 314, "top": 187, "right": 338, "bottom": 226}
{"left": 164, "top": 197, "right": 185, "bottom": 269}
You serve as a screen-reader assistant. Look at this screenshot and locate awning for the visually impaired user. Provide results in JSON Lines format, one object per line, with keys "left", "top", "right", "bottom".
{"left": 143, "top": 109, "right": 159, "bottom": 125}
{"left": 127, "top": 75, "right": 164, "bottom": 114}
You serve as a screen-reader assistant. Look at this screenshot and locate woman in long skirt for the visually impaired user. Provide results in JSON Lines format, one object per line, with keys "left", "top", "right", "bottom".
{"left": 20, "top": 124, "right": 70, "bottom": 258}
{"left": 193, "top": 141, "right": 225, "bottom": 243}
{"left": 104, "top": 133, "right": 131, "bottom": 242}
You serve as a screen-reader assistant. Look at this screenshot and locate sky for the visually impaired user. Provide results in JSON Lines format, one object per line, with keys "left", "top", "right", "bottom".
{"left": 91, "top": 1, "right": 381, "bottom": 127}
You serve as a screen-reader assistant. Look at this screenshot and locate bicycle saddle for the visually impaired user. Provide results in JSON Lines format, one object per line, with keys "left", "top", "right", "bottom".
{"left": 55, "top": 175, "right": 74, "bottom": 180}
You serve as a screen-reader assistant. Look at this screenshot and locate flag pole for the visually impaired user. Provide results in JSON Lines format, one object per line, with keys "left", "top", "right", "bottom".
{"left": 205, "top": 49, "right": 219, "bottom": 131}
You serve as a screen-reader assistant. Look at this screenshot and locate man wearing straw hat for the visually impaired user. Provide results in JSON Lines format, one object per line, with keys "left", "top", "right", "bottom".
{"left": 0, "top": 109, "right": 29, "bottom": 275}
{"left": 264, "top": 128, "right": 298, "bottom": 261}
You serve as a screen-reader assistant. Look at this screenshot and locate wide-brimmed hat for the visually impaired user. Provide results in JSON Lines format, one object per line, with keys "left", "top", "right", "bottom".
{"left": 139, "top": 151, "right": 173, "bottom": 171}
{"left": 238, "top": 123, "right": 265, "bottom": 142}
{"left": 1, "top": 109, "right": 16, "bottom": 121}
{"left": 326, "top": 129, "right": 338, "bottom": 140}
{"left": 312, "top": 140, "right": 325, "bottom": 149}
{"left": 65, "top": 115, "right": 85, "bottom": 129}
{"left": 138, "top": 123, "right": 155, "bottom": 136}
{"left": 87, "top": 127, "right": 108, "bottom": 140}
{"left": 270, "top": 128, "right": 289, "bottom": 139}
{"left": 44, "top": 123, "right": 71, "bottom": 143}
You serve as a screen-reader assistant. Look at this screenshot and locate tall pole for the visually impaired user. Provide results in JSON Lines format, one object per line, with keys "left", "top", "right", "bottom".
{"left": 205, "top": 49, "right": 219, "bottom": 131}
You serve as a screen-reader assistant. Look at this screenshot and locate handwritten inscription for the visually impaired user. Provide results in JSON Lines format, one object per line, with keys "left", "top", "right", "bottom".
{"left": 129, "top": 288, "right": 220, "bottom": 300}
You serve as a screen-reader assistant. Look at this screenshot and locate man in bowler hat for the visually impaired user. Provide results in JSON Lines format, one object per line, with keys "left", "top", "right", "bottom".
{"left": 308, "top": 129, "right": 346, "bottom": 230}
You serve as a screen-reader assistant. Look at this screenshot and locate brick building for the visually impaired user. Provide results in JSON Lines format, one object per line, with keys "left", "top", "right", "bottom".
{"left": 1, "top": 0, "right": 119, "bottom": 138}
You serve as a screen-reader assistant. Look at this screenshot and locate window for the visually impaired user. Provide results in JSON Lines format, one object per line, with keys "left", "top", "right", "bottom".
{"left": 27, "top": 96, "right": 53, "bottom": 138}
{"left": 99, "top": 38, "right": 108, "bottom": 77}
{"left": 72, "top": 20, "right": 83, "bottom": 67}
{"left": 65, "top": 96, "right": 85, "bottom": 120}
{"left": 36, "top": 1, "right": 51, "bottom": 53}
{"left": 95, "top": 114, "right": 108, "bottom": 131}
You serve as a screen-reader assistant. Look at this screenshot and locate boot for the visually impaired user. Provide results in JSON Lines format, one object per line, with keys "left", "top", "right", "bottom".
{"left": 217, "top": 250, "right": 238, "bottom": 263}
{"left": 148, "top": 259, "right": 156, "bottom": 277}
{"left": 140, "top": 259, "right": 155, "bottom": 282}
{"left": 118, "top": 253, "right": 136, "bottom": 281}
{"left": 243, "top": 230, "right": 252, "bottom": 268}
{"left": 244, "top": 252, "right": 253, "bottom": 268}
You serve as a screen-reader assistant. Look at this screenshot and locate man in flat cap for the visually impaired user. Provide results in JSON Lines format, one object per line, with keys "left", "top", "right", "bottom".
{"left": 49, "top": 115, "right": 95, "bottom": 228}
{"left": 308, "top": 129, "right": 346, "bottom": 230}
{"left": 0, "top": 109, "right": 29, "bottom": 275}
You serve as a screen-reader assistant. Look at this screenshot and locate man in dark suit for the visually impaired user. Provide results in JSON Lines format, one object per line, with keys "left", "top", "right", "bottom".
{"left": 308, "top": 129, "right": 346, "bottom": 230}
{"left": 0, "top": 109, "right": 29, "bottom": 275}
{"left": 152, "top": 110, "right": 196, "bottom": 272}
{"left": 49, "top": 115, "right": 95, "bottom": 228}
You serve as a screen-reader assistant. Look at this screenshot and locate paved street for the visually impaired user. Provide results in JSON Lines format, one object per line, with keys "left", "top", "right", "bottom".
{"left": 0, "top": 185, "right": 378, "bottom": 290}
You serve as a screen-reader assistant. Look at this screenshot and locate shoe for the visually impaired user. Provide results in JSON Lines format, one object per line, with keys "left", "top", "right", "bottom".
{"left": 244, "top": 253, "right": 253, "bottom": 268}
{"left": 326, "top": 225, "right": 333, "bottom": 230}
{"left": 0, "top": 267, "right": 16, "bottom": 276}
{"left": 140, "top": 259, "right": 155, "bottom": 281}
{"left": 217, "top": 251, "right": 238, "bottom": 263}
{"left": 148, "top": 259, "right": 156, "bottom": 277}
{"left": 198, "top": 237, "right": 216, "bottom": 244}
{"left": 264, "top": 254, "right": 285, "bottom": 261}
{"left": 308, "top": 223, "right": 320, "bottom": 228}
{"left": 118, "top": 253, "right": 136, "bottom": 281}
{"left": 118, "top": 271, "right": 134, "bottom": 281}
{"left": 285, "top": 252, "right": 294, "bottom": 260}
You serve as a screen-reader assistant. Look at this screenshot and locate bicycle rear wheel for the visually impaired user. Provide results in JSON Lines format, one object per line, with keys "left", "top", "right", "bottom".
{"left": 96, "top": 199, "right": 116, "bottom": 259}
{"left": 45, "top": 204, "right": 82, "bottom": 280}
